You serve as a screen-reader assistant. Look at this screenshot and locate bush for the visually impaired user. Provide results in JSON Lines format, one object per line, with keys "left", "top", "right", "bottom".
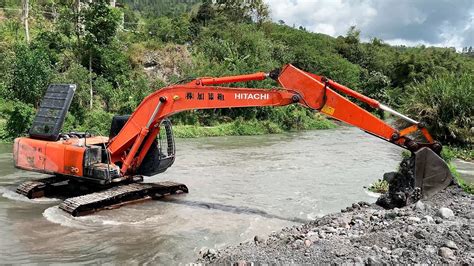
{"left": 448, "top": 163, "right": 473, "bottom": 195}
{"left": 402, "top": 73, "right": 473, "bottom": 145}
{"left": 76, "top": 109, "right": 114, "bottom": 136}
{"left": 5, "top": 102, "right": 36, "bottom": 139}
{"left": 442, "top": 146, "right": 474, "bottom": 162}
{"left": 0, "top": 99, "right": 15, "bottom": 119}
{"left": 9, "top": 44, "right": 52, "bottom": 106}
{"left": 368, "top": 179, "right": 389, "bottom": 193}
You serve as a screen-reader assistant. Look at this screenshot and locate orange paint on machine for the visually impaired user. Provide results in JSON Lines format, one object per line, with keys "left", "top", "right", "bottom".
{"left": 14, "top": 137, "right": 87, "bottom": 177}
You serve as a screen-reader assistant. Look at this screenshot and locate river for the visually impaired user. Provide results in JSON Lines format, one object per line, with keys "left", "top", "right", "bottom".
{"left": 0, "top": 127, "right": 404, "bottom": 264}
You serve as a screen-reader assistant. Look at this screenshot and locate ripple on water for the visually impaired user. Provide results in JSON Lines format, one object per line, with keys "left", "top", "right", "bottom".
{"left": 364, "top": 190, "right": 381, "bottom": 198}
{"left": 0, "top": 187, "right": 59, "bottom": 203}
{"left": 42, "top": 206, "right": 129, "bottom": 229}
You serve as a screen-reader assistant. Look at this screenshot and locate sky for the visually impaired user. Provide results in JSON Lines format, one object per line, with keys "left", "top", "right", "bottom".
{"left": 265, "top": 0, "right": 474, "bottom": 50}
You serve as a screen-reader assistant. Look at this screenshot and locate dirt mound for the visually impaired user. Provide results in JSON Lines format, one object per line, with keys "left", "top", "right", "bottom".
{"left": 198, "top": 184, "right": 473, "bottom": 264}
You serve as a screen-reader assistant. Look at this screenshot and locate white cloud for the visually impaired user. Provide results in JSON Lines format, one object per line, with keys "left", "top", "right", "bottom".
{"left": 265, "top": 0, "right": 474, "bottom": 49}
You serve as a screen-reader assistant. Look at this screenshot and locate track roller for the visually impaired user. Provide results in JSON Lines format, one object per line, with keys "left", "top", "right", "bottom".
{"left": 16, "top": 176, "right": 69, "bottom": 199}
{"left": 59, "top": 181, "right": 188, "bottom": 216}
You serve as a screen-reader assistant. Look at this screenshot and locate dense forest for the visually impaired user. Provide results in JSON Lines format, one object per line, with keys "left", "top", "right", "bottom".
{"left": 0, "top": 0, "right": 472, "bottom": 151}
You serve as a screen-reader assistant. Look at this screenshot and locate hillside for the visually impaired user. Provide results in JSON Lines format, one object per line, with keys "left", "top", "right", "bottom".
{"left": 0, "top": 0, "right": 472, "bottom": 148}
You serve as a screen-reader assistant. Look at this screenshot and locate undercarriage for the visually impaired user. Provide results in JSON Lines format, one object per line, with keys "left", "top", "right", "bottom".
{"left": 16, "top": 176, "right": 188, "bottom": 216}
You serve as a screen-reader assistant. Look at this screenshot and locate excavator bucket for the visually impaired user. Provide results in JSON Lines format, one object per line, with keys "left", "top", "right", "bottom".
{"left": 414, "top": 147, "right": 453, "bottom": 198}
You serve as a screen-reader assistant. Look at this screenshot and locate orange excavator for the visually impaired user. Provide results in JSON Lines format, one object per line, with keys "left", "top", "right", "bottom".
{"left": 13, "top": 64, "right": 452, "bottom": 216}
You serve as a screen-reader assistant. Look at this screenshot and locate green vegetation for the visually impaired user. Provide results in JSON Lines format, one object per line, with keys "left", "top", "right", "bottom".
{"left": 441, "top": 146, "right": 474, "bottom": 162}
{"left": 442, "top": 148, "right": 473, "bottom": 195}
{"left": 368, "top": 179, "right": 389, "bottom": 194}
{"left": 403, "top": 73, "right": 473, "bottom": 146}
{"left": 173, "top": 113, "right": 335, "bottom": 138}
{"left": 0, "top": 0, "right": 472, "bottom": 150}
{"left": 448, "top": 163, "right": 473, "bottom": 195}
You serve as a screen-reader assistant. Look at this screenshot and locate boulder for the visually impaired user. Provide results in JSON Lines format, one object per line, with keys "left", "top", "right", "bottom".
{"left": 443, "top": 240, "right": 458, "bottom": 250}
{"left": 437, "top": 207, "right": 454, "bottom": 219}
{"left": 438, "top": 247, "right": 455, "bottom": 260}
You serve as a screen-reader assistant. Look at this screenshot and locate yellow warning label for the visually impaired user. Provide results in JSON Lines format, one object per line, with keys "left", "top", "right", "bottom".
{"left": 321, "top": 105, "right": 335, "bottom": 115}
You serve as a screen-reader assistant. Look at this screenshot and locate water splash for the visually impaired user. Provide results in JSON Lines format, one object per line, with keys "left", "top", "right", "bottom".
{"left": 0, "top": 187, "right": 59, "bottom": 203}
{"left": 43, "top": 206, "right": 126, "bottom": 228}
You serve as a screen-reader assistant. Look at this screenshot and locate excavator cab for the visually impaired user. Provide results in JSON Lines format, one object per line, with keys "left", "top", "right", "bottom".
{"left": 109, "top": 115, "right": 176, "bottom": 176}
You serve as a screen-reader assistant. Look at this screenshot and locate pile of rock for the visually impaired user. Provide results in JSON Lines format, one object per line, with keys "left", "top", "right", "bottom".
{"left": 198, "top": 185, "right": 473, "bottom": 264}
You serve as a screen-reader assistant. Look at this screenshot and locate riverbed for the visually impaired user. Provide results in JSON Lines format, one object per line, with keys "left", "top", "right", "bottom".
{"left": 0, "top": 127, "right": 403, "bottom": 264}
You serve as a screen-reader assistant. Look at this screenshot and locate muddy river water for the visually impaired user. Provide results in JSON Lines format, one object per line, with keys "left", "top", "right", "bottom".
{"left": 0, "top": 127, "right": 405, "bottom": 264}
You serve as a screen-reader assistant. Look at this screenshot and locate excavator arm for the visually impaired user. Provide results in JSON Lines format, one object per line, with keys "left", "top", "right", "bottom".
{"left": 108, "top": 64, "right": 442, "bottom": 176}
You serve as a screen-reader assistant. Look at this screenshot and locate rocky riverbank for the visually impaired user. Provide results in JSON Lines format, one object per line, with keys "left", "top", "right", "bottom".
{"left": 198, "top": 184, "right": 473, "bottom": 264}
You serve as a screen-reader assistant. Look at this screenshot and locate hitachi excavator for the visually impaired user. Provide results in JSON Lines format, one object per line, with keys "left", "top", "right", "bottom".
{"left": 13, "top": 64, "right": 452, "bottom": 216}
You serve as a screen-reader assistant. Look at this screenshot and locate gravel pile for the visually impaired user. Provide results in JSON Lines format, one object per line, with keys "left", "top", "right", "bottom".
{"left": 198, "top": 185, "right": 473, "bottom": 264}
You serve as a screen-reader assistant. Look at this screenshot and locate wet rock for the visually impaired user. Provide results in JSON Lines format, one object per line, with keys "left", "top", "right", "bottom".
{"left": 422, "top": 215, "right": 434, "bottom": 223}
{"left": 425, "top": 245, "right": 436, "bottom": 254}
{"left": 437, "top": 207, "right": 454, "bottom": 219}
{"left": 372, "top": 245, "right": 381, "bottom": 253}
{"left": 392, "top": 248, "right": 404, "bottom": 256}
{"left": 407, "top": 216, "right": 421, "bottom": 223}
{"left": 414, "top": 200, "right": 425, "bottom": 211}
{"left": 414, "top": 230, "right": 427, "bottom": 239}
{"left": 438, "top": 247, "right": 455, "bottom": 260}
{"left": 254, "top": 235, "right": 266, "bottom": 244}
{"left": 353, "top": 256, "right": 364, "bottom": 263}
{"left": 367, "top": 256, "right": 381, "bottom": 265}
{"left": 319, "top": 231, "right": 326, "bottom": 239}
{"left": 444, "top": 240, "right": 458, "bottom": 250}
{"left": 384, "top": 212, "right": 398, "bottom": 220}
{"left": 199, "top": 247, "right": 209, "bottom": 257}
{"left": 370, "top": 215, "right": 380, "bottom": 222}
{"left": 208, "top": 248, "right": 217, "bottom": 255}
{"left": 334, "top": 216, "right": 351, "bottom": 228}
{"left": 294, "top": 239, "right": 304, "bottom": 248}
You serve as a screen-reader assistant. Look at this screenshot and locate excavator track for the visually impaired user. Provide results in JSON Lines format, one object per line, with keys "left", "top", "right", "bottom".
{"left": 16, "top": 176, "right": 69, "bottom": 199}
{"left": 59, "top": 181, "right": 188, "bottom": 216}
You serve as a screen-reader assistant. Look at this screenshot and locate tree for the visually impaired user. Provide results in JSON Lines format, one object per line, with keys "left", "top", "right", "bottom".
{"left": 80, "top": 0, "right": 121, "bottom": 108}
{"left": 9, "top": 44, "right": 52, "bottom": 106}
{"left": 214, "top": 0, "right": 269, "bottom": 24}
{"left": 194, "top": 0, "right": 214, "bottom": 26}
{"left": 21, "top": 0, "right": 29, "bottom": 43}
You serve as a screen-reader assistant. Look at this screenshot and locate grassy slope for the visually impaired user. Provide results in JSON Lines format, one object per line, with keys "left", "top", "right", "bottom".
{"left": 173, "top": 116, "right": 336, "bottom": 138}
